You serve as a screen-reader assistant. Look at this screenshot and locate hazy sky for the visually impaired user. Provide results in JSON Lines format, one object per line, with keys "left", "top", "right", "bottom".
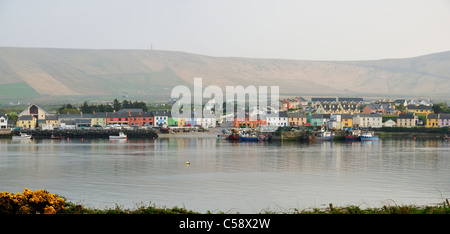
{"left": 1, "top": 0, "right": 449, "bottom": 60}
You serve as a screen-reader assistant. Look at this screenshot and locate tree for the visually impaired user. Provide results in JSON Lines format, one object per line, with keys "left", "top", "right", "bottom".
{"left": 113, "top": 99, "right": 121, "bottom": 111}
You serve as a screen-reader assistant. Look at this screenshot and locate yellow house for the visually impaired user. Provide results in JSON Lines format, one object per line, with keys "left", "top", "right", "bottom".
{"left": 287, "top": 112, "right": 307, "bottom": 126}
{"left": 341, "top": 114, "right": 353, "bottom": 128}
{"left": 91, "top": 113, "right": 107, "bottom": 127}
{"left": 177, "top": 117, "right": 187, "bottom": 127}
{"left": 406, "top": 105, "right": 434, "bottom": 114}
{"left": 426, "top": 114, "right": 439, "bottom": 128}
{"left": 45, "top": 115, "right": 59, "bottom": 126}
{"left": 17, "top": 115, "right": 36, "bottom": 129}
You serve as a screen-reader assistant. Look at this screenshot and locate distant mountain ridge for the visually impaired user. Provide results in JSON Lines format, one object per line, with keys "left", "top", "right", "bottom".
{"left": 0, "top": 47, "right": 449, "bottom": 103}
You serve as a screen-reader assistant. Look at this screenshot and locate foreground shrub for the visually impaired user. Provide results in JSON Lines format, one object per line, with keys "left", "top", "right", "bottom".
{"left": 0, "top": 188, "right": 66, "bottom": 214}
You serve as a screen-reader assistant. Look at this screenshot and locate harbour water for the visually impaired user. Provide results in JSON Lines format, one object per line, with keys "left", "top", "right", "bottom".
{"left": 1, "top": 133, "right": 449, "bottom": 213}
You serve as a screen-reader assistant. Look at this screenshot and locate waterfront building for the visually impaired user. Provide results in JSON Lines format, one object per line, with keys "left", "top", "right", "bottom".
{"left": 309, "top": 114, "right": 330, "bottom": 126}
{"left": 426, "top": 114, "right": 440, "bottom": 128}
{"left": 41, "top": 115, "right": 59, "bottom": 130}
{"left": 16, "top": 115, "right": 36, "bottom": 129}
{"left": 91, "top": 113, "right": 108, "bottom": 127}
{"left": 397, "top": 113, "right": 416, "bottom": 128}
{"left": 0, "top": 114, "right": 8, "bottom": 129}
{"left": 152, "top": 110, "right": 169, "bottom": 127}
{"left": 233, "top": 113, "right": 267, "bottom": 128}
{"left": 327, "top": 114, "right": 343, "bottom": 130}
{"left": 353, "top": 114, "right": 382, "bottom": 128}
{"left": 266, "top": 111, "right": 288, "bottom": 127}
{"left": 341, "top": 114, "right": 353, "bottom": 128}
{"left": 439, "top": 114, "right": 450, "bottom": 127}
{"left": 287, "top": 112, "right": 307, "bottom": 127}
{"left": 18, "top": 104, "right": 51, "bottom": 121}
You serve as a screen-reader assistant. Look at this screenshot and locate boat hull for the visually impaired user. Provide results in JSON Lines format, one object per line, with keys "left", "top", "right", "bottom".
{"left": 360, "top": 137, "right": 379, "bottom": 141}
{"left": 316, "top": 136, "right": 333, "bottom": 141}
{"left": 239, "top": 136, "right": 259, "bottom": 141}
{"left": 345, "top": 136, "right": 360, "bottom": 141}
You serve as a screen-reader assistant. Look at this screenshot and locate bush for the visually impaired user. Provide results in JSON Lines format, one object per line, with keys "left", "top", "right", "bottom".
{"left": 0, "top": 188, "right": 66, "bottom": 214}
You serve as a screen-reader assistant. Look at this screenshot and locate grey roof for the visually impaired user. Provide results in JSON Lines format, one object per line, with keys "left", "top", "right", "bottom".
{"left": 439, "top": 113, "right": 450, "bottom": 119}
{"left": 426, "top": 114, "right": 439, "bottom": 119}
{"left": 58, "top": 113, "right": 93, "bottom": 119}
{"left": 75, "top": 119, "right": 92, "bottom": 124}
{"left": 116, "top": 109, "right": 144, "bottom": 114}
{"left": 45, "top": 115, "right": 58, "bottom": 120}
{"left": 355, "top": 114, "right": 382, "bottom": 118}
{"left": 407, "top": 105, "right": 433, "bottom": 110}
{"left": 278, "top": 111, "right": 289, "bottom": 118}
{"left": 398, "top": 113, "right": 415, "bottom": 119}
{"left": 151, "top": 110, "right": 169, "bottom": 116}
{"left": 340, "top": 114, "right": 353, "bottom": 119}
{"left": 311, "top": 114, "right": 331, "bottom": 119}
{"left": 287, "top": 112, "right": 307, "bottom": 118}
{"left": 18, "top": 115, "right": 34, "bottom": 120}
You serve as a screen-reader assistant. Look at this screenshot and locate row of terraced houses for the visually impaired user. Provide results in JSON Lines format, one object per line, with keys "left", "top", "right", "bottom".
{"left": 2, "top": 98, "right": 449, "bottom": 131}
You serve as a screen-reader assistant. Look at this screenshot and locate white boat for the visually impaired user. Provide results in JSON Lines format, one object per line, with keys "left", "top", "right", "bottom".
{"left": 360, "top": 132, "right": 379, "bottom": 141}
{"left": 315, "top": 130, "right": 333, "bottom": 141}
{"left": 109, "top": 132, "right": 127, "bottom": 140}
{"left": 12, "top": 132, "right": 32, "bottom": 140}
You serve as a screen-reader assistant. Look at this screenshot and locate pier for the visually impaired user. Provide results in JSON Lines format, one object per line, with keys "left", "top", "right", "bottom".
{"left": 9, "top": 129, "right": 158, "bottom": 139}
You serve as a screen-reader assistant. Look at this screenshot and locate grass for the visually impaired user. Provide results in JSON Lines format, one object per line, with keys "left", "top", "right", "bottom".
{"left": 59, "top": 200, "right": 450, "bottom": 214}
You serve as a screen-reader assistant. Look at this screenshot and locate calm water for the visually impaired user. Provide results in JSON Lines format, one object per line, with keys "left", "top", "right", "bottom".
{"left": 1, "top": 134, "right": 449, "bottom": 213}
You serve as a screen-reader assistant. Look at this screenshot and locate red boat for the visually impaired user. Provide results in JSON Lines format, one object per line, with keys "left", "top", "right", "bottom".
{"left": 50, "top": 134, "right": 63, "bottom": 140}
{"left": 227, "top": 134, "right": 239, "bottom": 140}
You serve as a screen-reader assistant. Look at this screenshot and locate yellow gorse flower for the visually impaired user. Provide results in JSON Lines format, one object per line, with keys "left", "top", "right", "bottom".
{"left": 0, "top": 188, "right": 66, "bottom": 214}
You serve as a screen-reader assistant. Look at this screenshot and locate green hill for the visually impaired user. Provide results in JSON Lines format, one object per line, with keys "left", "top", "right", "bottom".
{"left": 0, "top": 47, "right": 449, "bottom": 104}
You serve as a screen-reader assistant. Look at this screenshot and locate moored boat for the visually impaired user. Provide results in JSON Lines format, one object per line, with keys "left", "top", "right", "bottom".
{"left": 239, "top": 135, "right": 259, "bottom": 141}
{"left": 109, "top": 132, "right": 127, "bottom": 140}
{"left": 12, "top": 132, "right": 32, "bottom": 140}
{"left": 345, "top": 130, "right": 361, "bottom": 141}
{"left": 50, "top": 134, "right": 63, "bottom": 139}
{"left": 360, "top": 132, "right": 379, "bottom": 141}
{"left": 315, "top": 130, "right": 333, "bottom": 141}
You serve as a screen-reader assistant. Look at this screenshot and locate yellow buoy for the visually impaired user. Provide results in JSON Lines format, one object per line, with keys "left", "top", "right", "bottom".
{"left": 186, "top": 161, "right": 190, "bottom": 166}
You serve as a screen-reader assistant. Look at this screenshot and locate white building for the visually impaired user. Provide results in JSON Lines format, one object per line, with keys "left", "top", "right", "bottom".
{"left": 383, "top": 119, "right": 397, "bottom": 127}
{"left": 0, "top": 114, "right": 8, "bottom": 129}
{"left": 353, "top": 114, "right": 382, "bottom": 128}
{"left": 327, "top": 114, "right": 343, "bottom": 130}
{"left": 266, "top": 111, "right": 288, "bottom": 127}
{"left": 196, "top": 116, "right": 216, "bottom": 128}
{"left": 152, "top": 110, "right": 169, "bottom": 127}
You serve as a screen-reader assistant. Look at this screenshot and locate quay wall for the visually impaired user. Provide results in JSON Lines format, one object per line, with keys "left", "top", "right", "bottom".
{"left": 9, "top": 129, "right": 159, "bottom": 139}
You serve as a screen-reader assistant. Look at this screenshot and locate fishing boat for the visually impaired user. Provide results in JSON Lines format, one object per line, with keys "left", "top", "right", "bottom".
{"left": 239, "top": 134, "right": 259, "bottom": 141}
{"left": 360, "top": 132, "right": 379, "bottom": 141}
{"left": 345, "top": 130, "right": 361, "bottom": 141}
{"left": 12, "top": 132, "right": 32, "bottom": 140}
{"left": 315, "top": 130, "right": 333, "bottom": 141}
{"left": 109, "top": 132, "right": 127, "bottom": 140}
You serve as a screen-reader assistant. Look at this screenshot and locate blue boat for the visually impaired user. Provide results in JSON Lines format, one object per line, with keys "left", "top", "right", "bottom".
{"left": 239, "top": 135, "right": 260, "bottom": 141}
{"left": 360, "top": 132, "right": 379, "bottom": 141}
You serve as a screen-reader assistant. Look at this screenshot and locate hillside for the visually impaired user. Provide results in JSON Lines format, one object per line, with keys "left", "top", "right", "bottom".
{"left": 0, "top": 47, "right": 449, "bottom": 103}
